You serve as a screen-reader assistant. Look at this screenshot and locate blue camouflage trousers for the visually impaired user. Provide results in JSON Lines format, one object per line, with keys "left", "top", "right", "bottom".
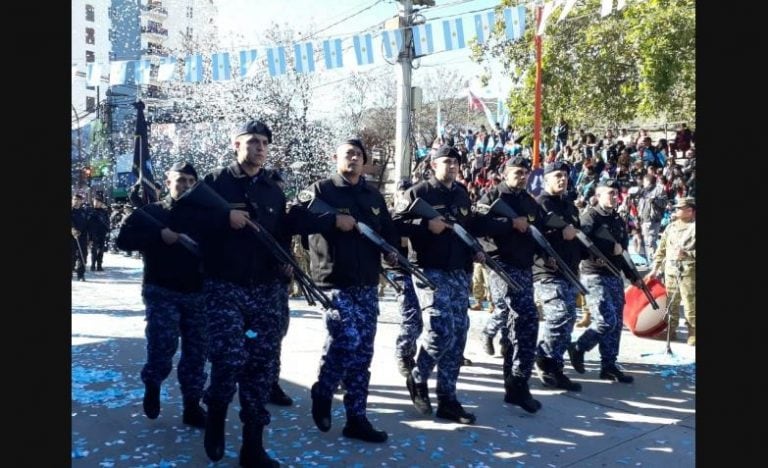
{"left": 535, "top": 277, "right": 578, "bottom": 369}
{"left": 411, "top": 269, "right": 470, "bottom": 401}
{"left": 315, "top": 286, "right": 379, "bottom": 418}
{"left": 275, "top": 284, "right": 291, "bottom": 379}
{"left": 394, "top": 273, "right": 422, "bottom": 360}
{"left": 203, "top": 279, "right": 284, "bottom": 426}
{"left": 141, "top": 284, "right": 208, "bottom": 401}
{"left": 575, "top": 274, "right": 625, "bottom": 367}
{"left": 486, "top": 264, "right": 538, "bottom": 380}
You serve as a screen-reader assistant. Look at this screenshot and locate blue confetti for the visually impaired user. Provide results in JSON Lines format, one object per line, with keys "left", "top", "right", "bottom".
{"left": 245, "top": 329, "right": 258, "bottom": 339}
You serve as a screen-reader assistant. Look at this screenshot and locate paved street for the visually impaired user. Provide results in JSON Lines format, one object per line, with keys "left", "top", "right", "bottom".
{"left": 72, "top": 252, "right": 695, "bottom": 467}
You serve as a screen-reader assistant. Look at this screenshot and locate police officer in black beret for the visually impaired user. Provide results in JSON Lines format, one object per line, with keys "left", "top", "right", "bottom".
{"left": 71, "top": 194, "right": 89, "bottom": 281}
{"left": 297, "top": 137, "right": 398, "bottom": 443}
{"left": 474, "top": 155, "right": 548, "bottom": 414}
{"left": 86, "top": 195, "right": 111, "bottom": 271}
{"left": 116, "top": 161, "right": 209, "bottom": 429}
{"left": 533, "top": 160, "right": 586, "bottom": 392}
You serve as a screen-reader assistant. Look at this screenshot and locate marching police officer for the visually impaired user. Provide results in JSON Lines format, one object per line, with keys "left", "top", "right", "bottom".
{"left": 474, "top": 156, "right": 546, "bottom": 413}
{"left": 298, "top": 138, "right": 397, "bottom": 443}
{"left": 568, "top": 179, "right": 642, "bottom": 384}
{"left": 87, "top": 195, "right": 111, "bottom": 271}
{"left": 71, "top": 194, "right": 89, "bottom": 281}
{"left": 393, "top": 145, "right": 481, "bottom": 425}
{"left": 115, "top": 161, "right": 208, "bottom": 427}
{"left": 534, "top": 161, "right": 585, "bottom": 392}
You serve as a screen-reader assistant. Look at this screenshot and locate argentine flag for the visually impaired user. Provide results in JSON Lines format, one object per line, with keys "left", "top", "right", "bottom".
{"left": 323, "top": 39, "right": 343, "bottom": 69}
{"left": 134, "top": 60, "right": 152, "bottom": 84}
{"left": 353, "top": 34, "right": 374, "bottom": 66}
{"left": 157, "top": 57, "right": 176, "bottom": 81}
{"left": 109, "top": 61, "right": 128, "bottom": 85}
{"left": 239, "top": 49, "right": 258, "bottom": 78}
{"left": 441, "top": 17, "right": 465, "bottom": 51}
{"left": 381, "top": 29, "right": 404, "bottom": 59}
{"left": 86, "top": 63, "right": 101, "bottom": 86}
{"left": 212, "top": 52, "right": 232, "bottom": 81}
{"left": 412, "top": 23, "right": 435, "bottom": 56}
{"left": 267, "top": 47, "right": 287, "bottom": 76}
{"left": 184, "top": 54, "right": 203, "bottom": 82}
{"left": 294, "top": 42, "right": 315, "bottom": 74}
{"left": 474, "top": 11, "right": 496, "bottom": 44}
{"left": 503, "top": 6, "right": 526, "bottom": 41}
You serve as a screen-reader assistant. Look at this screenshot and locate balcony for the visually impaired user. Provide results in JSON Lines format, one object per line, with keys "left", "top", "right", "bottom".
{"left": 140, "top": 3, "right": 168, "bottom": 20}
{"left": 142, "top": 45, "right": 169, "bottom": 58}
{"left": 140, "top": 25, "right": 168, "bottom": 40}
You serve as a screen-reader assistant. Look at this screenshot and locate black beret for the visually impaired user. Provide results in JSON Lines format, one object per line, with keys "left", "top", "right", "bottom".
{"left": 597, "top": 178, "right": 619, "bottom": 189}
{"left": 343, "top": 138, "right": 368, "bottom": 164}
{"left": 505, "top": 156, "right": 531, "bottom": 170}
{"left": 234, "top": 120, "right": 273, "bottom": 143}
{"left": 169, "top": 161, "right": 198, "bottom": 180}
{"left": 544, "top": 160, "right": 570, "bottom": 175}
{"left": 396, "top": 179, "right": 412, "bottom": 191}
{"left": 433, "top": 145, "right": 461, "bottom": 161}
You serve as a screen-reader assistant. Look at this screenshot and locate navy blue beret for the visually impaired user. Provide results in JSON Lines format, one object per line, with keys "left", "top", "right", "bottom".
{"left": 544, "top": 160, "right": 570, "bottom": 175}
{"left": 169, "top": 161, "right": 198, "bottom": 179}
{"left": 505, "top": 156, "right": 531, "bottom": 170}
{"left": 433, "top": 145, "right": 461, "bottom": 161}
{"left": 343, "top": 138, "right": 368, "bottom": 164}
{"left": 234, "top": 120, "right": 273, "bottom": 143}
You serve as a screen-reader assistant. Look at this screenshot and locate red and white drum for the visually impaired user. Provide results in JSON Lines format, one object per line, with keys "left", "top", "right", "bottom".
{"left": 623, "top": 278, "right": 668, "bottom": 337}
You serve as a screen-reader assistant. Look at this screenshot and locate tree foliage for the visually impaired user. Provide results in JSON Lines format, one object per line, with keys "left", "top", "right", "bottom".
{"left": 477, "top": 0, "right": 695, "bottom": 139}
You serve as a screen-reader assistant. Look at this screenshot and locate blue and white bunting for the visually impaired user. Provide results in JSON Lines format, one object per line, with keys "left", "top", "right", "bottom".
{"left": 474, "top": 11, "right": 496, "bottom": 44}
{"left": 184, "top": 54, "right": 203, "bottom": 82}
{"left": 238, "top": 49, "right": 258, "bottom": 78}
{"left": 294, "top": 42, "right": 315, "bottom": 74}
{"left": 441, "top": 17, "right": 465, "bottom": 51}
{"left": 157, "top": 57, "right": 176, "bottom": 82}
{"left": 412, "top": 23, "right": 435, "bottom": 56}
{"left": 86, "top": 63, "right": 101, "bottom": 86}
{"left": 109, "top": 61, "right": 128, "bottom": 85}
{"left": 322, "top": 38, "right": 343, "bottom": 69}
{"left": 503, "top": 6, "right": 526, "bottom": 41}
{"left": 267, "top": 46, "right": 287, "bottom": 76}
{"left": 134, "top": 60, "right": 152, "bottom": 84}
{"left": 353, "top": 34, "right": 374, "bottom": 66}
{"left": 558, "top": 0, "right": 578, "bottom": 23}
{"left": 381, "top": 29, "right": 404, "bottom": 59}
{"left": 537, "top": 1, "right": 556, "bottom": 36}
{"left": 212, "top": 52, "right": 232, "bottom": 81}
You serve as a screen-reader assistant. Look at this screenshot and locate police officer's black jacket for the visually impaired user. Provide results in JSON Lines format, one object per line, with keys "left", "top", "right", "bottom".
{"left": 532, "top": 190, "right": 587, "bottom": 282}
{"left": 579, "top": 205, "right": 634, "bottom": 278}
{"left": 196, "top": 163, "right": 316, "bottom": 286}
{"left": 116, "top": 196, "right": 203, "bottom": 292}
{"left": 87, "top": 207, "right": 111, "bottom": 240}
{"left": 298, "top": 173, "right": 398, "bottom": 289}
{"left": 474, "top": 181, "right": 546, "bottom": 269}
{"left": 392, "top": 178, "right": 476, "bottom": 272}
{"left": 72, "top": 207, "right": 88, "bottom": 237}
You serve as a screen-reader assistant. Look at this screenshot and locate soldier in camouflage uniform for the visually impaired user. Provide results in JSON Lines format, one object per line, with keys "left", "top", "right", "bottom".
{"left": 646, "top": 197, "right": 696, "bottom": 345}
{"left": 192, "top": 121, "right": 316, "bottom": 467}
{"left": 298, "top": 138, "right": 398, "bottom": 443}
{"left": 567, "top": 180, "right": 644, "bottom": 384}
{"left": 475, "top": 156, "right": 547, "bottom": 413}
{"left": 393, "top": 145, "right": 482, "bottom": 425}
{"left": 115, "top": 161, "right": 208, "bottom": 428}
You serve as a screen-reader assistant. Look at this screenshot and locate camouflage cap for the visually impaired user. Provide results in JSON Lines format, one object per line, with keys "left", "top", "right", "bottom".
{"left": 673, "top": 196, "right": 695, "bottom": 209}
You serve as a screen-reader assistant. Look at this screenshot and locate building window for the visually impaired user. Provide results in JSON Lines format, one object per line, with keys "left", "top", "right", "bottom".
{"left": 186, "top": 6, "right": 193, "bottom": 18}
{"left": 85, "top": 27, "right": 95, "bottom": 45}
{"left": 186, "top": 26, "right": 193, "bottom": 37}
{"left": 86, "top": 97, "right": 96, "bottom": 113}
{"left": 85, "top": 4, "right": 95, "bottom": 21}
{"left": 86, "top": 50, "right": 95, "bottom": 63}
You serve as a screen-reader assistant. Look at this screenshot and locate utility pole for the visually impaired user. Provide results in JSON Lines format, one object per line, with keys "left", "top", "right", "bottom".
{"left": 533, "top": 3, "right": 543, "bottom": 169}
{"left": 394, "top": 0, "right": 414, "bottom": 185}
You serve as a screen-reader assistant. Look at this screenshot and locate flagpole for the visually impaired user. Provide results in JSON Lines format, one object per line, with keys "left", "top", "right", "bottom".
{"left": 533, "top": 3, "right": 543, "bottom": 169}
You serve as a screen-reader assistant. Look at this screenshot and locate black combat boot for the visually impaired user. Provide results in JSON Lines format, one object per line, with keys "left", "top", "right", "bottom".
{"left": 96, "top": 263, "right": 103, "bottom": 271}
{"left": 269, "top": 382, "right": 293, "bottom": 406}
{"left": 90, "top": 264, "right": 96, "bottom": 271}
{"left": 600, "top": 364, "right": 634, "bottom": 383}
{"left": 239, "top": 423, "right": 279, "bottom": 467}
{"left": 482, "top": 334, "right": 495, "bottom": 355}
{"left": 435, "top": 398, "right": 476, "bottom": 424}
{"left": 406, "top": 374, "right": 433, "bottom": 415}
{"left": 567, "top": 342, "right": 586, "bottom": 374}
{"left": 461, "top": 356, "right": 473, "bottom": 366}
{"left": 342, "top": 415, "right": 388, "bottom": 443}
{"left": 536, "top": 356, "right": 582, "bottom": 392}
{"left": 204, "top": 402, "right": 228, "bottom": 461}
{"left": 396, "top": 356, "right": 415, "bottom": 378}
{"left": 182, "top": 397, "right": 207, "bottom": 429}
{"left": 503, "top": 376, "right": 542, "bottom": 414}
{"left": 142, "top": 382, "right": 160, "bottom": 419}
{"left": 310, "top": 382, "right": 332, "bottom": 432}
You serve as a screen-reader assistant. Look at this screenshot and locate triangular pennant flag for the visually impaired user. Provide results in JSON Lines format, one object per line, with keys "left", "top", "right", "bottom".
{"left": 353, "top": 34, "right": 374, "bottom": 66}
{"left": 293, "top": 42, "right": 315, "bottom": 74}
{"left": 212, "top": 52, "right": 232, "bottom": 81}
{"left": 267, "top": 47, "right": 287, "bottom": 76}
{"left": 184, "top": 54, "right": 203, "bottom": 82}
{"left": 503, "top": 6, "right": 526, "bottom": 41}
{"left": 441, "top": 17, "right": 465, "bottom": 51}
{"left": 109, "top": 61, "right": 128, "bottom": 85}
{"left": 412, "top": 23, "right": 435, "bottom": 56}
{"left": 86, "top": 63, "right": 101, "bottom": 86}
{"left": 381, "top": 29, "right": 404, "bottom": 59}
{"left": 322, "top": 39, "right": 343, "bottom": 69}
{"left": 239, "top": 49, "right": 259, "bottom": 78}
